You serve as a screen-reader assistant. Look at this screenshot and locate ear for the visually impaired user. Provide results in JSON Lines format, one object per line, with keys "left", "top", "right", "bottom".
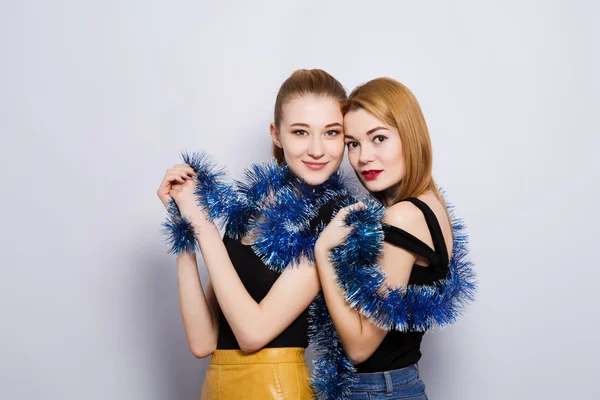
{"left": 270, "top": 123, "right": 282, "bottom": 148}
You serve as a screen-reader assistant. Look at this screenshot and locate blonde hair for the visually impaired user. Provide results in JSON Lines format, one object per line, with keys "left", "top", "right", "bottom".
{"left": 272, "top": 69, "right": 347, "bottom": 165}
{"left": 344, "top": 77, "right": 440, "bottom": 205}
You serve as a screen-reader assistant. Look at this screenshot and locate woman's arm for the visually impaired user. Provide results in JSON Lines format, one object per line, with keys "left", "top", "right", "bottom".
{"left": 171, "top": 178, "right": 320, "bottom": 353}
{"left": 158, "top": 164, "right": 219, "bottom": 358}
{"left": 176, "top": 252, "right": 219, "bottom": 358}
{"left": 195, "top": 222, "right": 320, "bottom": 353}
{"left": 314, "top": 202, "right": 420, "bottom": 364}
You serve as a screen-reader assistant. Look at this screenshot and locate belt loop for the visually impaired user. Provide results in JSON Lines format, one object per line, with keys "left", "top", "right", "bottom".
{"left": 383, "top": 371, "right": 393, "bottom": 396}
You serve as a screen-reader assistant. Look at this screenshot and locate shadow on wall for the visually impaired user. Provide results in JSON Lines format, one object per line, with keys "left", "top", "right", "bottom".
{"left": 137, "top": 251, "right": 210, "bottom": 399}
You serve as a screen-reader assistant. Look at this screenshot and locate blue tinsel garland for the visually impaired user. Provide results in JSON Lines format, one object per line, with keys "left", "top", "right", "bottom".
{"left": 161, "top": 199, "right": 199, "bottom": 255}
{"left": 249, "top": 170, "right": 349, "bottom": 271}
{"left": 162, "top": 151, "right": 350, "bottom": 270}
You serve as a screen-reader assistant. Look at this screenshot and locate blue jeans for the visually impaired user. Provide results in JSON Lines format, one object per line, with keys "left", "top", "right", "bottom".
{"left": 350, "top": 364, "right": 427, "bottom": 400}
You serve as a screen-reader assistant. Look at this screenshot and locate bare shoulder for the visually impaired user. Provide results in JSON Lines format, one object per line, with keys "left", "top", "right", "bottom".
{"left": 383, "top": 200, "right": 424, "bottom": 230}
{"left": 383, "top": 193, "right": 453, "bottom": 255}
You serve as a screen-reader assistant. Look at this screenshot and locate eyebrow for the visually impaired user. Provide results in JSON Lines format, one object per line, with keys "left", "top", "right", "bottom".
{"left": 345, "top": 126, "right": 388, "bottom": 139}
{"left": 289, "top": 122, "right": 343, "bottom": 128}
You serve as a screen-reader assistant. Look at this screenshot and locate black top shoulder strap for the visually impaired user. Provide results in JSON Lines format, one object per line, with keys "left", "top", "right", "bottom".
{"left": 403, "top": 197, "right": 450, "bottom": 267}
{"left": 383, "top": 198, "right": 450, "bottom": 268}
{"left": 382, "top": 224, "right": 440, "bottom": 265}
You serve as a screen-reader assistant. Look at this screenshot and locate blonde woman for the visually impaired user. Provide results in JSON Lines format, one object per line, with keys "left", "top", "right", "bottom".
{"left": 157, "top": 70, "right": 348, "bottom": 399}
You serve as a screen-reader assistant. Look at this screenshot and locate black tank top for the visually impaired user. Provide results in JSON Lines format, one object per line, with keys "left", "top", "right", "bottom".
{"left": 355, "top": 197, "right": 450, "bottom": 373}
{"left": 217, "top": 201, "right": 336, "bottom": 350}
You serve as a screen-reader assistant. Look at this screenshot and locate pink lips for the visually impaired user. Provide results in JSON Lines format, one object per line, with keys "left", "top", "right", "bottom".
{"left": 361, "top": 170, "right": 383, "bottom": 180}
{"left": 303, "top": 161, "right": 328, "bottom": 170}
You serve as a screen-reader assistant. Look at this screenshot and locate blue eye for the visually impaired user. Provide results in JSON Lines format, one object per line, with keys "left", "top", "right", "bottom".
{"left": 373, "top": 135, "right": 386, "bottom": 144}
{"left": 325, "top": 130, "right": 340, "bottom": 137}
{"left": 293, "top": 130, "right": 308, "bottom": 136}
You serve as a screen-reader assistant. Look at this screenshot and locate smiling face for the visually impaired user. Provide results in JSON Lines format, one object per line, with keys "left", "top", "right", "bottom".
{"left": 270, "top": 94, "right": 345, "bottom": 185}
{"left": 344, "top": 108, "right": 405, "bottom": 197}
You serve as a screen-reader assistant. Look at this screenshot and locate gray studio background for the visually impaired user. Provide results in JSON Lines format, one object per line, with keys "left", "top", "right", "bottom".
{"left": 1, "top": 0, "right": 598, "bottom": 399}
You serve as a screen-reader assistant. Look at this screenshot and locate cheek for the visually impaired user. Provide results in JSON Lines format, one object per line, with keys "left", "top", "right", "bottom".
{"left": 347, "top": 150, "right": 360, "bottom": 169}
{"left": 326, "top": 138, "right": 345, "bottom": 158}
{"left": 382, "top": 143, "right": 403, "bottom": 164}
{"left": 281, "top": 136, "right": 304, "bottom": 158}
{"left": 386, "top": 147, "right": 405, "bottom": 178}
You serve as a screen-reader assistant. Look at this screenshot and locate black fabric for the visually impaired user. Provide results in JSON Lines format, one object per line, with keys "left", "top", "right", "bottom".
{"left": 355, "top": 198, "right": 450, "bottom": 373}
{"left": 217, "top": 200, "right": 336, "bottom": 350}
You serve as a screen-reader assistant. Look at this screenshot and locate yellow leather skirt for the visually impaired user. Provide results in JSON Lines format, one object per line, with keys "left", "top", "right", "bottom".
{"left": 200, "top": 347, "right": 314, "bottom": 400}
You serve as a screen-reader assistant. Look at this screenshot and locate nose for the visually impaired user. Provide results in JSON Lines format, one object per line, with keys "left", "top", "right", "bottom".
{"left": 307, "top": 135, "right": 325, "bottom": 159}
{"left": 358, "top": 144, "right": 375, "bottom": 165}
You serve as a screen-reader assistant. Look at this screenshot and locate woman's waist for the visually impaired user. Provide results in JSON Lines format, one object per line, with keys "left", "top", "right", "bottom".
{"left": 210, "top": 347, "right": 307, "bottom": 365}
{"left": 353, "top": 364, "right": 420, "bottom": 390}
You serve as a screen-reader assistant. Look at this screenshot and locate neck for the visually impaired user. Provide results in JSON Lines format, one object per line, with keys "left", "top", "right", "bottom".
{"left": 382, "top": 182, "right": 401, "bottom": 206}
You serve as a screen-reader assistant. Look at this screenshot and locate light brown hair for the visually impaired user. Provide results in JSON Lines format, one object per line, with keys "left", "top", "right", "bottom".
{"left": 343, "top": 77, "right": 441, "bottom": 205}
{"left": 272, "top": 69, "right": 347, "bottom": 165}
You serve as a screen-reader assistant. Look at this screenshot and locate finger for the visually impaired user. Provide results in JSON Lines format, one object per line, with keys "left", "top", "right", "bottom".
{"left": 173, "top": 165, "right": 195, "bottom": 174}
{"left": 166, "top": 172, "right": 191, "bottom": 183}
{"left": 172, "top": 168, "right": 195, "bottom": 179}
{"left": 332, "top": 208, "right": 349, "bottom": 222}
{"left": 174, "top": 164, "right": 194, "bottom": 175}
{"left": 167, "top": 168, "right": 192, "bottom": 177}
{"left": 165, "top": 174, "right": 186, "bottom": 184}
{"left": 345, "top": 202, "right": 366, "bottom": 213}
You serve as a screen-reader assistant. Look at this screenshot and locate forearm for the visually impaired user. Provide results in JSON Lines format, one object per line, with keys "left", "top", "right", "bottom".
{"left": 176, "top": 252, "right": 218, "bottom": 357}
{"left": 193, "top": 222, "right": 266, "bottom": 349}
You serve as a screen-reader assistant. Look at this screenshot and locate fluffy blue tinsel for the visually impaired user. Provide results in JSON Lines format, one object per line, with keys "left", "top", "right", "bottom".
{"left": 162, "top": 151, "right": 237, "bottom": 254}
{"left": 161, "top": 199, "right": 199, "bottom": 255}
{"left": 308, "top": 293, "right": 356, "bottom": 400}
{"left": 225, "top": 160, "right": 290, "bottom": 240}
{"left": 250, "top": 167, "right": 350, "bottom": 271}
{"left": 181, "top": 152, "right": 239, "bottom": 223}
{"left": 309, "top": 193, "right": 477, "bottom": 399}
{"left": 163, "top": 152, "right": 350, "bottom": 269}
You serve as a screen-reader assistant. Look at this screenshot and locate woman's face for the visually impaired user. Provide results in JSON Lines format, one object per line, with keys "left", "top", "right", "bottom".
{"left": 343, "top": 108, "right": 404, "bottom": 194}
{"left": 271, "top": 94, "right": 345, "bottom": 185}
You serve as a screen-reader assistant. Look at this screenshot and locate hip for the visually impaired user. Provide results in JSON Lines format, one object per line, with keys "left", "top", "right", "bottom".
{"left": 350, "top": 364, "right": 427, "bottom": 400}
{"left": 201, "top": 348, "right": 313, "bottom": 400}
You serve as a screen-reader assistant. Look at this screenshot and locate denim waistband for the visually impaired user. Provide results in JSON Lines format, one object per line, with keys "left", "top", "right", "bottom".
{"left": 353, "top": 364, "right": 419, "bottom": 392}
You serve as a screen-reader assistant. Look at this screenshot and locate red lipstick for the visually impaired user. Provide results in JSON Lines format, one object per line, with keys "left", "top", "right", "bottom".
{"left": 361, "top": 170, "right": 382, "bottom": 180}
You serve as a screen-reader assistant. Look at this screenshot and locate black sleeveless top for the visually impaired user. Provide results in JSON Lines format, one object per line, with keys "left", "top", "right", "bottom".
{"left": 217, "top": 201, "right": 336, "bottom": 350}
{"left": 355, "top": 197, "right": 450, "bottom": 373}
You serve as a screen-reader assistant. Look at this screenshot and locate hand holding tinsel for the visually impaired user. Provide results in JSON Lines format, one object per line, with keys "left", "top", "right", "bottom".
{"left": 160, "top": 151, "right": 238, "bottom": 255}
{"left": 315, "top": 201, "right": 368, "bottom": 253}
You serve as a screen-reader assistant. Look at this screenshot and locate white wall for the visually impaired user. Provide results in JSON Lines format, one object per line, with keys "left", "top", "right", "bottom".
{"left": 1, "top": 1, "right": 598, "bottom": 398}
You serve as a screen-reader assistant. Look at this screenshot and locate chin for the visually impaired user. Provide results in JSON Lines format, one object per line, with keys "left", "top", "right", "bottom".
{"left": 300, "top": 174, "right": 328, "bottom": 186}
{"left": 360, "top": 179, "right": 390, "bottom": 193}
{"left": 297, "top": 167, "right": 335, "bottom": 186}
